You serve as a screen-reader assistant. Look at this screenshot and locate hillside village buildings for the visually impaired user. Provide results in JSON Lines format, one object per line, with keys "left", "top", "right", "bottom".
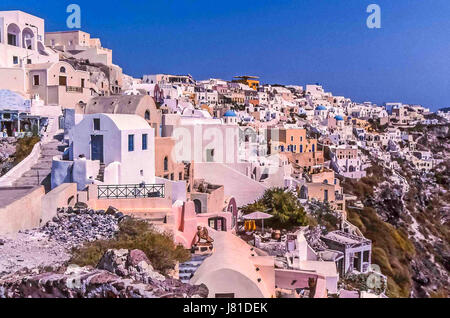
{"left": 0, "top": 9, "right": 444, "bottom": 299}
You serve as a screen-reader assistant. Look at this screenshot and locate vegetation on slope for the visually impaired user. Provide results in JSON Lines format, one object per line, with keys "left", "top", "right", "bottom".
{"left": 347, "top": 207, "right": 415, "bottom": 297}
{"left": 13, "top": 136, "right": 40, "bottom": 165}
{"left": 70, "top": 218, "right": 190, "bottom": 274}
{"left": 342, "top": 162, "right": 416, "bottom": 298}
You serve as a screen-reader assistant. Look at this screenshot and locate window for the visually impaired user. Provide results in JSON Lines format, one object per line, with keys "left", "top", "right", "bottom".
{"left": 179, "top": 172, "right": 182, "bottom": 180}
{"left": 13, "top": 56, "right": 19, "bottom": 65}
{"left": 363, "top": 251, "right": 370, "bottom": 263}
{"left": 81, "top": 79, "right": 85, "bottom": 88}
{"left": 93, "top": 118, "right": 100, "bottom": 130}
{"left": 128, "top": 134, "right": 134, "bottom": 151}
{"left": 164, "top": 156, "right": 168, "bottom": 171}
{"left": 142, "top": 134, "right": 148, "bottom": 150}
{"left": 27, "top": 59, "right": 32, "bottom": 65}
{"left": 144, "top": 110, "right": 150, "bottom": 120}
{"left": 8, "top": 33, "right": 17, "bottom": 46}
{"left": 33, "top": 75, "right": 40, "bottom": 86}
{"left": 59, "top": 76, "right": 67, "bottom": 86}
{"left": 60, "top": 66, "right": 66, "bottom": 73}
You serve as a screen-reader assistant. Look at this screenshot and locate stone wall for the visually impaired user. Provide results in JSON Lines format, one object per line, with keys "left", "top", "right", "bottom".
{"left": 41, "top": 183, "right": 78, "bottom": 225}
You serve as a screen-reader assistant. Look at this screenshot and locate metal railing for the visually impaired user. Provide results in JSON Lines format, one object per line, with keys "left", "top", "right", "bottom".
{"left": 66, "top": 86, "right": 83, "bottom": 93}
{"left": 97, "top": 183, "right": 165, "bottom": 199}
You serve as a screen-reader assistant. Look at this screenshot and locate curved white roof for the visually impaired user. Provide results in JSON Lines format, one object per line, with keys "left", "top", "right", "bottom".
{"left": 191, "top": 230, "right": 274, "bottom": 298}
{"left": 101, "top": 113, "right": 151, "bottom": 130}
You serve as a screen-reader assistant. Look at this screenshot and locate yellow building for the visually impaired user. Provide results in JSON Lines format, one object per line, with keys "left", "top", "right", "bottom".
{"left": 233, "top": 75, "right": 260, "bottom": 90}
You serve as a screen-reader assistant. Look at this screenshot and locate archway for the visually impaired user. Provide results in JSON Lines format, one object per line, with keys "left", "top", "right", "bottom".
{"left": 193, "top": 199, "right": 202, "bottom": 214}
{"left": 22, "top": 27, "right": 34, "bottom": 50}
{"left": 7, "top": 23, "right": 20, "bottom": 46}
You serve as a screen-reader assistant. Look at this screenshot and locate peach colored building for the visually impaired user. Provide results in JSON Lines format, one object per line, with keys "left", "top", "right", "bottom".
{"left": 268, "top": 127, "right": 317, "bottom": 155}
{"left": 26, "top": 61, "right": 91, "bottom": 109}
{"left": 155, "top": 136, "right": 189, "bottom": 184}
{"left": 287, "top": 151, "right": 324, "bottom": 173}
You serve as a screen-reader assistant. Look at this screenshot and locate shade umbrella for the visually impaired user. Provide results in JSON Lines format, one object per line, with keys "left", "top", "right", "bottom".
{"left": 242, "top": 211, "right": 273, "bottom": 234}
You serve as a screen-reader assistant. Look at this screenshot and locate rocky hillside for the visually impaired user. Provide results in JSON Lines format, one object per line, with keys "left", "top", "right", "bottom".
{"left": 343, "top": 124, "right": 450, "bottom": 298}
{"left": 0, "top": 249, "right": 208, "bottom": 298}
{"left": 0, "top": 206, "right": 205, "bottom": 298}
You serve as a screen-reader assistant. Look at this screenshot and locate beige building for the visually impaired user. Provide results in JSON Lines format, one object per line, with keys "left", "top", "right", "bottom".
{"left": 26, "top": 60, "right": 91, "bottom": 109}
{"left": 45, "top": 30, "right": 123, "bottom": 95}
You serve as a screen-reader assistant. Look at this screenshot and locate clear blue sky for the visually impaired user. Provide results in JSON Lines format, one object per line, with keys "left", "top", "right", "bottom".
{"left": 2, "top": 0, "right": 449, "bottom": 110}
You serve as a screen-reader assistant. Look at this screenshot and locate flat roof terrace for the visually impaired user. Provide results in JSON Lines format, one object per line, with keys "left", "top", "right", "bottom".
{"left": 322, "top": 230, "right": 371, "bottom": 248}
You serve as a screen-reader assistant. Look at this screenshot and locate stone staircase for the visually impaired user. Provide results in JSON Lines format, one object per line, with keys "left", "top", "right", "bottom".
{"left": 96, "top": 163, "right": 105, "bottom": 182}
{"left": 179, "top": 254, "right": 209, "bottom": 283}
{"left": 12, "top": 134, "right": 65, "bottom": 191}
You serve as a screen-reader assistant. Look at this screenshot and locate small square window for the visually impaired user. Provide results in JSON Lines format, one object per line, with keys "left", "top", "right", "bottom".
{"left": 13, "top": 56, "right": 19, "bottom": 65}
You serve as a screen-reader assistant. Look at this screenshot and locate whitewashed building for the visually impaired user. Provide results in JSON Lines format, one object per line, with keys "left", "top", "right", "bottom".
{"left": 52, "top": 113, "right": 155, "bottom": 190}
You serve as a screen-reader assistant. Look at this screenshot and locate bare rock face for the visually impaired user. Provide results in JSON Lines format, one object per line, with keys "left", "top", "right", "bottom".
{"left": 0, "top": 249, "right": 208, "bottom": 298}
{"left": 96, "top": 249, "right": 165, "bottom": 282}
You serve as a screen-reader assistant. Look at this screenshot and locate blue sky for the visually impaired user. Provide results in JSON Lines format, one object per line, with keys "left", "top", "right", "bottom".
{"left": 2, "top": 0, "right": 449, "bottom": 110}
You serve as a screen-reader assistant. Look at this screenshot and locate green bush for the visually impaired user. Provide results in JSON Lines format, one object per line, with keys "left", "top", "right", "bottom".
{"left": 70, "top": 218, "right": 190, "bottom": 274}
{"left": 13, "top": 136, "right": 40, "bottom": 164}
{"left": 242, "top": 188, "right": 308, "bottom": 230}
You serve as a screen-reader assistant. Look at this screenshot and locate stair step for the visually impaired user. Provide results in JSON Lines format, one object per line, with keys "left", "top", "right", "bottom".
{"left": 22, "top": 170, "right": 45, "bottom": 177}
{"left": 41, "top": 151, "right": 62, "bottom": 156}
{"left": 31, "top": 166, "right": 51, "bottom": 171}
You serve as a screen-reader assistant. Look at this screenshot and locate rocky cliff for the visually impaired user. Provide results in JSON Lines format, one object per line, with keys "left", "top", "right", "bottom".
{"left": 343, "top": 124, "right": 450, "bottom": 297}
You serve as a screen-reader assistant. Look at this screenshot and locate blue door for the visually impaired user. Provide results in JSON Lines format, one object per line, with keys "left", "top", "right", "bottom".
{"left": 91, "top": 135, "right": 104, "bottom": 163}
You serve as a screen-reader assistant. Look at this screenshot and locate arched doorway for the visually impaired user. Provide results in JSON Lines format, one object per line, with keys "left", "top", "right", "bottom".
{"left": 22, "top": 27, "right": 34, "bottom": 50}
{"left": 193, "top": 199, "right": 202, "bottom": 214}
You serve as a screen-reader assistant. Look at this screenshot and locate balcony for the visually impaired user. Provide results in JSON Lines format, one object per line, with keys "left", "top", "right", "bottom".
{"left": 66, "top": 86, "right": 83, "bottom": 93}
{"left": 97, "top": 183, "right": 165, "bottom": 199}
